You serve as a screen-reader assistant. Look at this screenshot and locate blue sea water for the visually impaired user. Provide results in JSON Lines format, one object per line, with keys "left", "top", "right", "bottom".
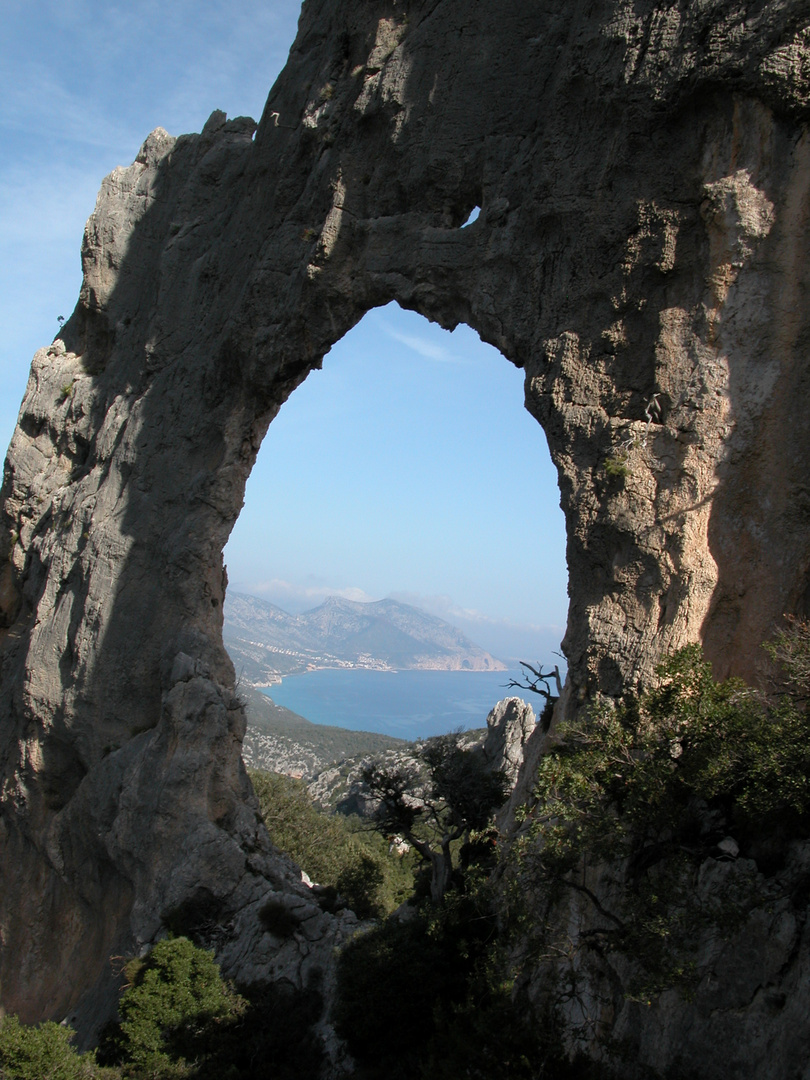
{"left": 262, "top": 668, "right": 528, "bottom": 740}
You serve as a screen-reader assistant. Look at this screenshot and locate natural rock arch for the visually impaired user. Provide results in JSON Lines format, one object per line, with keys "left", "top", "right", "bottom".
{"left": 2, "top": 0, "right": 810, "bottom": 1044}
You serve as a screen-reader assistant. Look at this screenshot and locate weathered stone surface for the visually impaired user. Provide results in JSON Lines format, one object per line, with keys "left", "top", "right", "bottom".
{"left": 481, "top": 697, "right": 535, "bottom": 785}
{"left": 2, "top": 0, "right": 810, "bottom": 1071}
{"left": 524, "top": 840, "right": 810, "bottom": 1080}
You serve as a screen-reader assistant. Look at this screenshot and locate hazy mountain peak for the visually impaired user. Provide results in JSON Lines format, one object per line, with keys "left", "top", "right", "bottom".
{"left": 224, "top": 591, "right": 506, "bottom": 685}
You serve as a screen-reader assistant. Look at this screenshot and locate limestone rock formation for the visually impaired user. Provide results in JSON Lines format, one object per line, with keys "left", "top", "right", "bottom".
{"left": 525, "top": 837, "right": 810, "bottom": 1080}
{"left": 2, "top": 0, "right": 810, "bottom": 1072}
{"left": 481, "top": 697, "right": 535, "bottom": 785}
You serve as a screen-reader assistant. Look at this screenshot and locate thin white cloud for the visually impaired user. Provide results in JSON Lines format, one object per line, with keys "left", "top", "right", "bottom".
{"left": 2, "top": 70, "right": 143, "bottom": 154}
{"left": 157, "top": 5, "right": 295, "bottom": 129}
{"left": 385, "top": 590, "right": 566, "bottom": 666}
{"left": 0, "top": 162, "right": 103, "bottom": 248}
{"left": 377, "top": 319, "right": 459, "bottom": 363}
{"left": 234, "top": 578, "right": 379, "bottom": 612}
{"left": 224, "top": 581, "right": 564, "bottom": 665}
{"left": 2, "top": 1, "right": 299, "bottom": 159}
{"left": 388, "top": 590, "right": 563, "bottom": 634}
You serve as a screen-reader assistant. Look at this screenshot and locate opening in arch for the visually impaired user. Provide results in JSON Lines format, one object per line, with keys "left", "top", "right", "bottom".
{"left": 223, "top": 303, "right": 567, "bottom": 741}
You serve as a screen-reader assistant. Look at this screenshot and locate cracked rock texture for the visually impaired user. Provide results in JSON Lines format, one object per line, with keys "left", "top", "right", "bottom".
{"left": 2, "top": 0, "right": 810, "bottom": 1071}
{"left": 524, "top": 839, "right": 810, "bottom": 1080}
{"left": 481, "top": 696, "right": 536, "bottom": 785}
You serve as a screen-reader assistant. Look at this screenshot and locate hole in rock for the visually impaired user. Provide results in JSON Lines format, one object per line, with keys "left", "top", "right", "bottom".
{"left": 223, "top": 303, "right": 567, "bottom": 744}
{"left": 460, "top": 206, "right": 480, "bottom": 227}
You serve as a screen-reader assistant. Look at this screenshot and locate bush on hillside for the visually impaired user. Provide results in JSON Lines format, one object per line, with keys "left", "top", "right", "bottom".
{"left": 510, "top": 625, "right": 810, "bottom": 998}
{"left": 99, "top": 936, "right": 235, "bottom": 1077}
{"left": 0, "top": 1015, "right": 102, "bottom": 1080}
{"left": 334, "top": 884, "right": 590, "bottom": 1080}
{"left": 98, "top": 936, "right": 324, "bottom": 1080}
{"left": 360, "top": 733, "right": 508, "bottom": 902}
{"left": 250, "top": 769, "right": 414, "bottom": 916}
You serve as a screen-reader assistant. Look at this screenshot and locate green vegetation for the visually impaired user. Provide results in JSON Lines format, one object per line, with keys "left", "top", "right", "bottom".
{"left": 100, "top": 937, "right": 235, "bottom": 1077}
{"left": 0, "top": 1015, "right": 103, "bottom": 1080}
{"left": 336, "top": 627, "right": 810, "bottom": 1075}
{"left": 509, "top": 625, "right": 810, "bottom": 998}
{"left": 361, "top": 732, "right": 508, "bottom": 901}
{"left": 8, "top": 630, "right": 809, "bottom": 1079}
{"left": 603, "top": 451, "right": 630, "bottom": 478}
{"left": 334, "top": 879, "right": 567, "bottom": 1080}
{"left": 250, "top": 769, "right": 415, "bottom": 916}
{"left": 97, "top": 936, "right": 324, "bottom": 1079}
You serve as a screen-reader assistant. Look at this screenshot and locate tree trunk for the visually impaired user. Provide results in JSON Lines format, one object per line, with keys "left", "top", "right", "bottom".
{"left": 428, "top": 841, "right": 454, "bottom": 902}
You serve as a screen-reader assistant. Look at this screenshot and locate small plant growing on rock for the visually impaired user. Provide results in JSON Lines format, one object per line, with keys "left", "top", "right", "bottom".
{"left": 258, "top": 898, "right": 301, "bottom": 938}
{"left": 603, "top": 450, "right": 630, "bottom": 477}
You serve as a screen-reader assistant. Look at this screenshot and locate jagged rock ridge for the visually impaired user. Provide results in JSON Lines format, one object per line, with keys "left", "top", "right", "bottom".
{"left": 224, "top": 591, "right": 505, "bottom": 683}
{"left": 1, "top": 0, "right": 810, "bottom": 1073}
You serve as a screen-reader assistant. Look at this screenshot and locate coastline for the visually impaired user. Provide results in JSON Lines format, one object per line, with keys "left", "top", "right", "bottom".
{"left": 259, "top": 667, "right": 527, "bottom": 740}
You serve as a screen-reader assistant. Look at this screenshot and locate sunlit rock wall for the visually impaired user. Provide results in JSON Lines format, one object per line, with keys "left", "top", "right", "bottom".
{"left": 1, "top": 0, "right": 810, "bottom": 1062}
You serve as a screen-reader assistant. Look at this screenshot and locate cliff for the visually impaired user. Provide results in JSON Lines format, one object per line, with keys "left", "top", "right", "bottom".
{"left": 1, "top": 0, "right": 810, "bottom": 1072}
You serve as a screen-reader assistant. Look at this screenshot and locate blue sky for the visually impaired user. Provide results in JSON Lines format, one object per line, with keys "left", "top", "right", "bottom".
{"left": 1, "top": 1, "right": 568, "bottom": 664}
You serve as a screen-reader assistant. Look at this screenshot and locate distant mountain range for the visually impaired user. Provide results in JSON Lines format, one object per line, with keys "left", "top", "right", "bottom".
{"left": 223, "top": 592, "right": 506, "bottom": 685}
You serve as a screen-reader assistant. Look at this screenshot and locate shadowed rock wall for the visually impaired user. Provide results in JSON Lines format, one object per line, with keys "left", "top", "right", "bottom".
{"left": 2, "top": 0, "right": 810, "bottom": 1065}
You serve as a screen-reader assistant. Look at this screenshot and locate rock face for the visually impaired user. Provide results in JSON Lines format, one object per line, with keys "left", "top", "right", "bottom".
{"left": 2, "top": 0, "right": 810, "bottom": 1069}
{"left": 481, "top": 697, "right": 536, "bottom": 785}
{"left": 525, "top": 838, "right": 810, "bottom": 1080}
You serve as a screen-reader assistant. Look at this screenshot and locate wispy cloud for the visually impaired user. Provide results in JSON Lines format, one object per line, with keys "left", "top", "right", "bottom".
{"left": 2, "top": 69, "right": 143, "bottom": 154}
{"left": 387, "top": 590, "right": 566, "bottom": 666}
{"left": 2, "top": 0, "right": 300, "bottom": 159}
{"left": 225, "top": 580, "right": 564, "bottom": 665}
{"left": 234, "top": 578, "right": 379, "bottom": 613}
{"left": 0, "top": 161, "right": 104, "bottom": 248}
{"left": 388, "top": 591, "right": 562, "bottom": 634}
{"left": 376, "top": 319, "right": 459, "bottom": 363}
{"left": 0, "top": 0, "right": 303, "bottom": 458}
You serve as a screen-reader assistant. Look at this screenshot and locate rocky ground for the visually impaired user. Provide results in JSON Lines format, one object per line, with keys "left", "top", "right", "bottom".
{"left": 242, "top": 686, "right": 536, "bottom": 814}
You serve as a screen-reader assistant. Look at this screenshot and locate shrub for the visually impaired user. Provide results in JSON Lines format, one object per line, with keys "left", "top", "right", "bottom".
{"left": 334, "top": 887, "right": 570, "bottom": 1080}
{"left": 189, "top": 980, "right": 324, "bottom": 1080}
{"left": 603, "top": 452, "right": 630, "bottom": 478}
{"left": 102, "top": 937, "right": 235, "bottom": 1077}
{"left": 99, "top": 936, "right": 325, "bottom": 1080}
{"left": 335, "top": 854, "right": 385, "bottom": 920}
{"left": 511, "top": 628, "right": 810, "bottom": 997}
{"left": 0, "top": 1015, "right": 100, "bottom": 1080}
{"left": 250, "top": 770, "right": 413, "bottom": 915}
{"left": 257, "top": 898, "right": 300, "bottom": 938}
{"left": 335, "top": 915, "right": 461, "bottom": 1079}
{"left": 251, "top": 771, "right": 351, "bottom": 883}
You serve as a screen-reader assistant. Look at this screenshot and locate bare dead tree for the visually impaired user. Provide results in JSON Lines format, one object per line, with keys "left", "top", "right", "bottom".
{"left": 505, "top": 662, "right": 563, "bottom": 730}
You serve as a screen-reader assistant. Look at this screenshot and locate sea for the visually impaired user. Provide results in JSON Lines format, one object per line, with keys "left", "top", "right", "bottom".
{"left": 262, "top": 668, "right": 530, "bottom": 741}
